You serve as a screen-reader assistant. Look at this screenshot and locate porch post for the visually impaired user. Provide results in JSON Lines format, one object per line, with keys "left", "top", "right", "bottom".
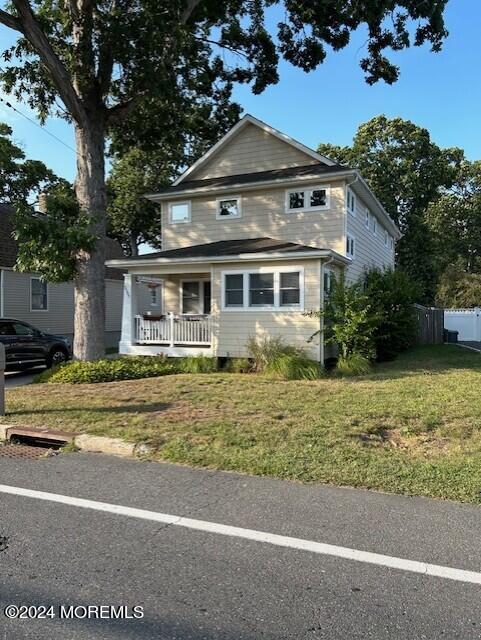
{"left": 119, "top": 273, "right": 138, "bottom": 353}
{"left": 169, "top": 312, "right": 175, "bottom": 347}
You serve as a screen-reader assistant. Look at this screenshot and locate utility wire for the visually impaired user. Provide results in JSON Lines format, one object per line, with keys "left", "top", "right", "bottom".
{"left": 0, "top": 94, "right": 77, "bottom": 154}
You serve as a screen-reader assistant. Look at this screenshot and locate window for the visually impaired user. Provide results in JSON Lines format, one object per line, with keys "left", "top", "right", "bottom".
{"left": 347, "top": 189, "right": 356, "bottom": 216}
{"left": 384, "top": 230, "right": 389, "bottom": 247}
{"left": 390, "top": 236, "right": 395, "bottom": 251}
{"left": 285, "top": 185, "right": 330, "bottom": 213}
{"left": 279, "top": 272, "right": 300, "bottom": 306}
{"left": 346, "top": 233, "right": 355, "bottom": 258}
{"left": 365, "top": 208, "right": 370, "bottom": 229}
{"left": 372, "top": 216, "right": 377, "bottom": 235}
{"left": 169, "top": 201, "right": 191, "bottom": 224}
{"left": 13, "top": 322, "right": 35, "bottom": 336}
{"left": 0, "top": 322, "right": 15, "bottom": 336}
{"left": 182, "top": 281, "right": 201, "bottom": 314}
{"left": 222, "top": 269, "right": 303, "bottom": 311}
{"left": 224, "top": 274, "right": 244, "bottom": 308}
{"left": 150, "top": 286, "right": 159, "bottom": 306}
{"left": 31, "top": 277, "right": 48, "bottom": 311}
{"left": 249, "top": 273, "right": 274, "bottom": 307}
{"left": 216, "top": 197, "right": 241, "bottom": 219}
{"left": 323, "top": 268, "right": 333, "bottom": 297}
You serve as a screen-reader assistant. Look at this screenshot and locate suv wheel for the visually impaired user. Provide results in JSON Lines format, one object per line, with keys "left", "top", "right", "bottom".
{"left": 48, "top": 348, "right": 68, "bottom": 368}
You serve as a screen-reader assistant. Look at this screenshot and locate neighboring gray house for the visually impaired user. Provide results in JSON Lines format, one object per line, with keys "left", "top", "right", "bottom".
{"left": 108, "top": 115, "right": 401, "bottom": 362}
{"left": 0, "top": 204, "right": 125, "bottom": 348}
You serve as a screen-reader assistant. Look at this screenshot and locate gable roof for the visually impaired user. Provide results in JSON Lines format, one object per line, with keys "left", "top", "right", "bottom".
{"left": 148, "top": 163, "right": 350, "bottom": 198}
{"left": 173, "top": 114, "right": 336, "bottom": 186}
{"left": 0, "top": 204, "right": 125, "bottom": 279}
{"left": 106, "top": 237, "right": 349, "bottom": 268}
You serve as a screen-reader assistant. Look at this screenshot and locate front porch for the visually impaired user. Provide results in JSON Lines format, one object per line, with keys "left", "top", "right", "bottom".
{"left": 119, "top": 270, "right": 215, "bottom": 357}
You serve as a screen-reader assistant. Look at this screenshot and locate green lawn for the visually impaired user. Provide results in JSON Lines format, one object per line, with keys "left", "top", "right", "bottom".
{"left": 6, "top": 345, "right": 481, "bottom": 503}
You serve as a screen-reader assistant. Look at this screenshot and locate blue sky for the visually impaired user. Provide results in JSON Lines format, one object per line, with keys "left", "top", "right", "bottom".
{"left": 0, "top": 0, "right": 478, "bottom": 183}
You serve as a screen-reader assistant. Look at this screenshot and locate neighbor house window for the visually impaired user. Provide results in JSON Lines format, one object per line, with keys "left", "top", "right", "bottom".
{"left": 372, "top": 216, "right": 377, "bottom": 235}
{"left": 286, "top": 185, "right": 330, "bottom": 213}
{"left": 390, "top": 236, "right": 394, "bottom": 251}
{"left": 169, "top": 201, "right": 191, "bottom": 224}
{"left": 222, "top": 269, "right": 303, "bottom": 311}
{"left": 346, "top": 233, "right": 355, "bottom": 258}
{"left": 384, "top": 230, "right": 389, "bottom": 247}
{"left": 224, "top": 274, "right": 244, "bottom": 308}
{"left": 365, "top": 208, "right": 370, "bottom": 229}
{"left": 249, "top": 273, "right": 274, "bottom": 307}
{"left": 346, "top": 189, "right": 356, "bottom": 216}
{"left": 31, "top": 277, "right": 48, "bottom": 311}
{"left": 216, "top": 197, "right": 241, "bottom": 219}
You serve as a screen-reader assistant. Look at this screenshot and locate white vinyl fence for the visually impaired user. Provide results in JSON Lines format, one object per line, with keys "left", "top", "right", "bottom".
{"left": 444, "top": 308, "right": 481, "bottom": 341}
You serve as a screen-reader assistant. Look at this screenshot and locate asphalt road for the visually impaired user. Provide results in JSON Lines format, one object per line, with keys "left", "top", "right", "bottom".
{"left": 5, "top": 368, "right": 45, "bottom": 389}
{"left": 0, "top": 453, "right": 481, "bottom": 639}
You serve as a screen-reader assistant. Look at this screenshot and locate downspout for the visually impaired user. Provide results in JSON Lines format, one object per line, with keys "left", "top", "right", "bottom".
{"left": 320, "top": 256, "right": 334, "bottom": 365}
{"left": 0, "top": 269, "right": 4, "bottom": 318}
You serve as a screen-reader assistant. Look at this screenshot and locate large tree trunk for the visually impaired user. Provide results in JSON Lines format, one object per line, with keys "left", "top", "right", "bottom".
{"left": 73, "top": 118, "right": 107, "bottom": 361}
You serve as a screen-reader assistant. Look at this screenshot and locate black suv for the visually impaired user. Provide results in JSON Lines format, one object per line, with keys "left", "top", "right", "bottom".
{"left": 0, "top": 319, "right": 71, "bottom": 371}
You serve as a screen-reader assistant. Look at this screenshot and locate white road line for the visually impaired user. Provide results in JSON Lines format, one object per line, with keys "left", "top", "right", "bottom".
{"left": 1, "top": 483, "right": 480, "bottom": 585}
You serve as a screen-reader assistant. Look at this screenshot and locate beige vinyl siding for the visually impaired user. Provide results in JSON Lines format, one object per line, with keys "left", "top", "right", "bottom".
{"left": 3, "top": 270, "right": 123, "bottom": 346}
{"left": 163, "top": 181, "right": 345, "bottom": 255}
{"left": 345, "top": 192, "right": 396, "bottom": 282}
{"left": 188, "top": 122, "right": 319, "bottom": 180}
{"left": 211, "top": 259, "right": 321, "bottom": 361}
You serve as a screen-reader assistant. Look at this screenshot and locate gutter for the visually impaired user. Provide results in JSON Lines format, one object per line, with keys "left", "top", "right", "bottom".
{"left": 106, "top": 249, "right": 349, "bottom": 270}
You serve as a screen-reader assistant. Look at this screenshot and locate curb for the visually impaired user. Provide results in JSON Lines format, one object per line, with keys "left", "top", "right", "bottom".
{"left": 0, "top": 424, "right": 153, "bottom": 459}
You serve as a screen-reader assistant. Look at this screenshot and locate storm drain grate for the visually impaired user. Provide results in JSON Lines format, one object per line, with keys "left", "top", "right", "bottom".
{"left": 0, "top": 442, "right": 60, "bottom": 460}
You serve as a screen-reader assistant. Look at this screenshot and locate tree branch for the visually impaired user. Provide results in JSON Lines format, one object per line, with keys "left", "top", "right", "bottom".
{"left": 0, "top": 8, "right": 22, "bottom": 31}
{"left": 106, "top": 93, "right": 147, "bottom": 126}
{"left": 11, "top": 0, "right": 86, "bottom": 125}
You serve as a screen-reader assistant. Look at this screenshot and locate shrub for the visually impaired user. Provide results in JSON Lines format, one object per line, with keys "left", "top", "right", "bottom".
{"left": 246, "top": 335, "right": 299, "bottom": 373}
{"left": 36, "top": 356, "right": 176, "bottom": 384}
{"left": 335, "top": 353, "right": 372, "bottom": 377}
{"left": 265, "top": 353, "right": 323, "bottom": 380}
{"left": 223, "top": 358, "right": 252, "bottom": 373}
{"left": 178, "top": 355, "right": 218, "bottom": 374}
{"left": 364, "top": 268, "right": 419, "bottom": 361}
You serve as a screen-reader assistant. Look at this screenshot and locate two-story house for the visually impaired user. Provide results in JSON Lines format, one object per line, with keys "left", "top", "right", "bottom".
{"left": 107, "top": 115, "right": 401, "bottom": 363}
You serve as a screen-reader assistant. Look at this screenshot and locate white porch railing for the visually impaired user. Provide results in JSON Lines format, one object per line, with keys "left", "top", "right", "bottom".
{"left": 135, "top": 313, "right": 212, "bottom": 346}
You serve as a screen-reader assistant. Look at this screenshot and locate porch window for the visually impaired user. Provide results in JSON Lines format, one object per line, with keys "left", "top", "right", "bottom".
{"left": 222, "top": 268, "right": 304, "bottom": 311}
{"left": 31, "top": 277, "right": 48, "bottom": 311}
{"left": 224, "top": 274, "right": 244, "bottom": 307}
{"left": 279, "top": 272, "right": 300, "bottom": 306}
{"left": 182, "top": 281, "right": 201, "bottom": 314}
{"left": 249, "top": 273, "right": 274, "bottom": 307}
{"left": 150, "top": 286, "right": 159, "bottom": 306}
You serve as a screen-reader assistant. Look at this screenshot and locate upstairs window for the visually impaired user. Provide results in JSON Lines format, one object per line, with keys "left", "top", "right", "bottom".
{"left": 286, "top": 185, "right": 330, "bottom": 213}
{"left": 384, "top": 230, "right": 389, "bottom": 247}
{"left": 346, "top": 233, "right": 355, "bottom": 258}
{"left": 31, "top": 277, "right": 48, "bottom": 311}
{"left": 346, "top": 189, "right": 356, "bottom": 216}
{"left": 372, "top": 216, "right": 377, "bottom": 235}
{"left": 390, "top": 236, "right": 395, "bottom": 251}
{"left": 169, "top": 201, "right": 191, "bottom": 224}
{"left": 216, "top": 197, "right": 241, "bottom": 219}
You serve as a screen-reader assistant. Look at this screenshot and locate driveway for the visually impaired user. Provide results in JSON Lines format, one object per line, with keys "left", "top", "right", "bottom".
{"left": 1, "top": 454, "right": 481, "bottom": 639}
{"left": 458, "top": 341, "right": 481, "bottom": 352}
{"left": 5, "top": 367, "right": 45, "bottom": 389}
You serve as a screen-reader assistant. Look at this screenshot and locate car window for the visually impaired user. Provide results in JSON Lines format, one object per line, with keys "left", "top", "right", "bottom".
{"left": 0, "top": 322, "right": 15, "bottom": 336}
{"left": 12, "top": 323, "right": 35, "bottom": 336}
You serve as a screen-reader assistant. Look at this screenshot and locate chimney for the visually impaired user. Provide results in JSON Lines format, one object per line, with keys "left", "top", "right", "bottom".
{"left": 38, "top": 192, "right": 48, "bottom": 213}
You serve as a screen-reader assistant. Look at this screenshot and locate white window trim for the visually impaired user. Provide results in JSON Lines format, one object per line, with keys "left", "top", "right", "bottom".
{"left": 221, "top": 266, "right": 305, "bottom": 312}
{"left": 216, "top": 195, "right": 242, "bottom": 220}
{"left": 168, "top": 200, "right": 191, "bottom": 224}
{"left": 285, "top": 184, "right": 330, "bottom": 214}
{"left": 180, "top": 279, "right": 210, "bottom": 315}
{"left": 30, "top": 276, "right": 48, "bottom": 312}
{"left": 347, "top": 188, "right": 356, "bottom": 217}
{"left": 346, "top": 233, "right": 356, "bottom": 259}
{"left": 372, "top": 217, "right": 377, "bottom": 236}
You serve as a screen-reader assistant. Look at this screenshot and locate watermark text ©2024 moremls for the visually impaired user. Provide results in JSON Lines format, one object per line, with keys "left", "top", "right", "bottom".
{"left": 4, "top": 604, "right": 144, "bottom": 620}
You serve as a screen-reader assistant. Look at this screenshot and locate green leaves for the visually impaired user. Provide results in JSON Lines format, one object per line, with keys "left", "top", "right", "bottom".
{"left": 14, "top": 183, "right": 96, "bottom": 282}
